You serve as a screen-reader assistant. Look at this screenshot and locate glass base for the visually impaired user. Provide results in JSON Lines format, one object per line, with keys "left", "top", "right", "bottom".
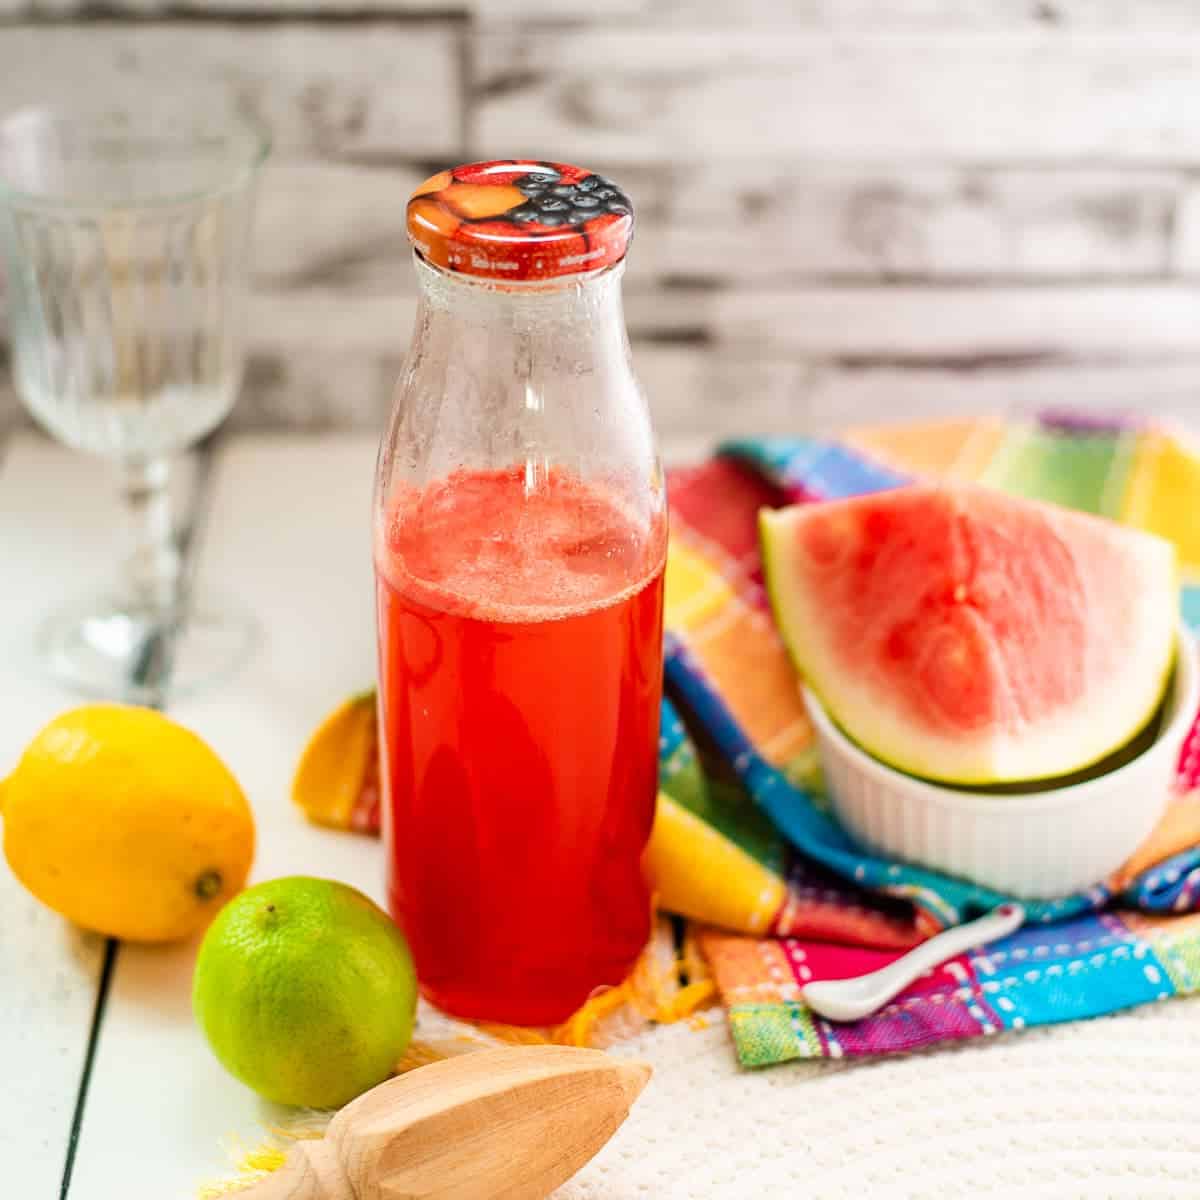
{"left": 36, "top": 591, "right": 258, "bottom": 706}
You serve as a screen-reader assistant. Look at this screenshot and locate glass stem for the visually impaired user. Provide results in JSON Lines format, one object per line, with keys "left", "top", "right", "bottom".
{"left": 119, "top": 456, "right": 181, "bottom": 615}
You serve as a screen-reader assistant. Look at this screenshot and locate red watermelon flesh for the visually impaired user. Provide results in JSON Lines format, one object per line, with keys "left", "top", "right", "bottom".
{"left": 760, "top": 485, "right": 1178, "bottom": 785}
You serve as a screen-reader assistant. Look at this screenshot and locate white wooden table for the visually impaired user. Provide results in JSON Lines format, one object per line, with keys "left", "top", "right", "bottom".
{"left": 5, "top": 432, "right": 1200, "bottom": 1200}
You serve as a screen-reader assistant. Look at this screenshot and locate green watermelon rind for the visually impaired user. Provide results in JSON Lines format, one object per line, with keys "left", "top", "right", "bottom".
{"left": 759, "top": 494, "right": 1179, "bottom": 787}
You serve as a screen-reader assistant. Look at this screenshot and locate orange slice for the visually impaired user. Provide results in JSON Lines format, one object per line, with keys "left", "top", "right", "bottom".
{"left": 292, "top": 691, "right": 380, "bottom": 833}
{"left": 443, "top": 183, "right": 525, "bottom": 220}
{"left": 412, "top": 168, "right": 453, "bottom": 197}
{"left": 407, "top": 197, "right": 461, "bottom": 238}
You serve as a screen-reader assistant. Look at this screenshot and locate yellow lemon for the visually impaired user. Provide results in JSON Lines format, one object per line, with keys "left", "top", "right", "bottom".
{"left": 1, "top": 704, "right": 254, "bottom": 942}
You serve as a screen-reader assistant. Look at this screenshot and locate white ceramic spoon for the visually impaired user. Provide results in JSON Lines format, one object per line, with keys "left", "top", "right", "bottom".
{"left": 801, "top": 902, "right": 1026, "bottom": 1023}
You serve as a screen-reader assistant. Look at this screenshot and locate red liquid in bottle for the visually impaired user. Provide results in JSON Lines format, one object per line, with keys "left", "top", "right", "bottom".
{"left": 375, "top": 466, "right": 666, "bottom": 1024}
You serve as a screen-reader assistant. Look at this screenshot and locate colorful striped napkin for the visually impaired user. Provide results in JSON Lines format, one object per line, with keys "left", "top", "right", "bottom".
{"left": 667, "top": 415, "right": 1200, "bottom": 1064}
{"left": 299, "top": 414, "right": 1200, "bottom": 1067}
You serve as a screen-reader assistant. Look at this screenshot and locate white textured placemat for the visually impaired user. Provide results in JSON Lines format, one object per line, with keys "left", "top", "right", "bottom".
{"left": 556, "top": 1000, "right": 1200, "bottom": 1198}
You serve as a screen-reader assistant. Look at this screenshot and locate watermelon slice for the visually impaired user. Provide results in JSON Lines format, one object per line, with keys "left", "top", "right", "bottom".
{"left": 760, "top": 485, "right": 1178, "bottom": 785}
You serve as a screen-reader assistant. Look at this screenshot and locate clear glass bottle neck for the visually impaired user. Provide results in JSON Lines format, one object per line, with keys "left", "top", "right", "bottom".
{"left": 412, "top": 253, "right": 629, "bottom": 346}
{"left": 381, "top": 250, "right": 658, "bottom": 526}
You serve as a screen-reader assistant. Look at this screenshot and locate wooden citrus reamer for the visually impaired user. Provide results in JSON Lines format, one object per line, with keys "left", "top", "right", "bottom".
{"left": 240, "top": 1045, "right": 651, "bottom": 1199}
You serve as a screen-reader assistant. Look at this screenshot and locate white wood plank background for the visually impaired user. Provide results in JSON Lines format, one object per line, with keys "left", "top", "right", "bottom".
{"left": 240, "top": 282, "right": 1200, "bottom": 364}
{"left": 12, "top": 1, "right": 1200, "bottom": 25}
{"left": 7, "top": 8, "right": 1200, "bottom": 442}
{"left": 186, "top": 283, "right": 1200, "bottom": 434}
{"left": 0, "top": 25, "right": 461, "bottom": 160}
{"left": 248, "top": 163, "right": 1181, "bottom": 292}
{"left": 472, "top": 31, "right": 1200, "bottom": 165}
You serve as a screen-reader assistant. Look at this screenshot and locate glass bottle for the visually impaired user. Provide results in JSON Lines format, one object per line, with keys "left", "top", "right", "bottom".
{"left": 373, "top": 161, "right": 667, "bottom": 1025}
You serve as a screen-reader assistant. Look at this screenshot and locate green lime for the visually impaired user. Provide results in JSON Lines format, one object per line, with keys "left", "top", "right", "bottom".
{"left": 193, "top": 876, "right": 417, "bottom": 1108}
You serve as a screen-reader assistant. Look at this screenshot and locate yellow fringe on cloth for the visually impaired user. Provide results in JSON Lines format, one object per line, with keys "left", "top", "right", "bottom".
{"left": 197, "top": 1123, "right": 324, "bottom": 1197}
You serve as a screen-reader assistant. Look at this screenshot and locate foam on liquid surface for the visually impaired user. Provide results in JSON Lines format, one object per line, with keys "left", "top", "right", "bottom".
{"left": 379, "top": 467, "right": 663, "bottom": 622}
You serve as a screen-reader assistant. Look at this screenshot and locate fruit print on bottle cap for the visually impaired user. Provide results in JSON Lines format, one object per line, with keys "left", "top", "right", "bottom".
{"left": 406, "top": 160, "right": 634, "bottom": 282}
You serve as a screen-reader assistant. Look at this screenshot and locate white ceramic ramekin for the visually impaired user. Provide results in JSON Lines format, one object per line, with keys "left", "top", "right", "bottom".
{"left": 803, "top": 623, "right": 1199, "bottom": 900}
